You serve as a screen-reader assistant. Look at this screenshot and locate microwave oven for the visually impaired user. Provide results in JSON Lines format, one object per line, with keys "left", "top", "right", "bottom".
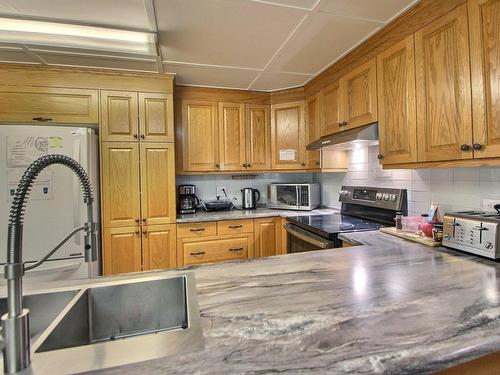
{"left": 268, "top": 183, "right": 320, "bottom": 211}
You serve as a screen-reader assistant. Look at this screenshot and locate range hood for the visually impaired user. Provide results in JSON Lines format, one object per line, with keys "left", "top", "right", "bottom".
{"left": 307, "top": 123, "right": 379, "bottom": 151}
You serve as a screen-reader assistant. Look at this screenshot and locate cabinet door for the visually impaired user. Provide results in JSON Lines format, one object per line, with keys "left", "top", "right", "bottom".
{"left": 218, "top": 102, "right": 246, "bottom": 171}
{"left": 377, "top": 35, "right": 418, "bottom": 164}
{"left": 271, "top": 101, "right": 306, "bottom": 170}
{"left": 469, "top": 0, "right": 500, "bottom": 158}
{"left": 254, "top": 217, "right": 282, "bottom": 257}
{"left": 142, "top": 224, "right": 177, "bottom": 271}
{"left": 181, "top": 236, "right": 250, "bottom": 266}
{"left": 181, "top": 100, "right": 219, "bottom": 171}
{"left": 415, "top": 4, "right": 472, "bottom": 162}
{"left": 101, "top": 90, "right": 139, "bottom": 142}
{"left": 246, "top": 104, "right": 271, "bottom": 171}
{"left": 101, "top": 142, "right": 140, "bottom": 228}
{"left": 140, "top": 143, "right": 176, "bottom": 225}
{"left": 319, "top": 80, "right": 342, "bottom": 136}
{"left": 0, "top": 86, "right": 98, "bottom": 124}
{"left": 340, "top": 58, "right": 377, "bottom": 129}
{"left": 103, "top": 226, "right": 142, "bottom": 275}
{"left": 306, "top": 94, "right": 321, "bottom": 169}
{"left": 139, "top": 92, "right": 174, "bottom": 142}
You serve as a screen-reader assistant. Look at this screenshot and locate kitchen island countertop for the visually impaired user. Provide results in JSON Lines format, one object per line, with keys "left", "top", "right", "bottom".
{"left": 92, "top": 230, "right": 500, "bottom": 374}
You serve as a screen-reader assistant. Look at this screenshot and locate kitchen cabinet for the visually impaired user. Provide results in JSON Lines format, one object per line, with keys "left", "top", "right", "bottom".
{"left": 319, "top": 80, "right": 342, "bottom": 137}
{"left": 139, "top": 92, "right": 174, "bottom": 142}
{"left": 103, "top": 226, "right": 142, "bottom": 275}
{"left": 415, "top": 4, "right": 472, "bottom": 162}
{"left": 142, "top": 224, "right": 177, "bottom": 271}
{"left": 306, "top": 94, "right": 321, "bottom": 169}
{"left": 177, "top": 221, "right": 218, "bottom": 239}
{"left": 271, "top": 101, "right": 306, "bottom": 170}
{"left": 180, "top": 100, "right": 219, "bottom": 172}
{"left": 180, "top": 235, "right": 252, "bottom": 266}
{"left": 245, "top": 104, "right": 271, "bottom": 170}
{"left": 469, "top": 0, "right": 500, "bottom": 158}
{"left": 217, "top": 219, "right": 254, "bottom": 235}
{"left": 254, "top": 217, "right": 283, "bottom": 257}
{"left": 377, "top": 35, "right": 417, "bottom": 164}
{"left": 0, "top": 86, "right": 98, "bottom": 124}
{"left": 218, "top": 102, "right": 246, "bottom": 171}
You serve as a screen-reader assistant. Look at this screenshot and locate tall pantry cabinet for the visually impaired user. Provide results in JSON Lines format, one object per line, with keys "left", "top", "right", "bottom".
{"left": 101, "top": 91, "right": 176, "bottom": 275}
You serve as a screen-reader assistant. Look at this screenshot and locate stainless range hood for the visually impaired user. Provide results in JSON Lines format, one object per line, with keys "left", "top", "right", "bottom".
{"left": 307, "top": 123, "right": 379, "bottom": 150}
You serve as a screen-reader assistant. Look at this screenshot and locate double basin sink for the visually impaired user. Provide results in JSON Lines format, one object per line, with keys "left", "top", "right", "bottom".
{"left": 0, "top": 272, "right": 204, "bottom": 374}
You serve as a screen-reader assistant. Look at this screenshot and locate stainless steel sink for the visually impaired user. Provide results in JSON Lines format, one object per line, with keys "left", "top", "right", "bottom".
{"left": 1, "top": 272, "right": 204, "bottom": 374}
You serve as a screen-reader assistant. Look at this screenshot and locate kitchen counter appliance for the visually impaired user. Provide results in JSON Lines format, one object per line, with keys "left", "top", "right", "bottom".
{"left": 443, "top": 211, "right": 500, "bottom": 259}
{"left": 285, "top": 186, "right": 407, "bottom": 253}
{"left": 241, "top": 188, "right": 260, "bottom": 209}
{"left": 177, "top": 185, "right": 199, "bottom": 214}
{"left": 268, "top": 182, "right": 320, "bottom": 211}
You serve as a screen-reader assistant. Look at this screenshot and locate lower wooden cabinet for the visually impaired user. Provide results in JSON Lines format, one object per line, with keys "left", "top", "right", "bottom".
{"left": 142, "top": 224, "right": 177, "bottom": 271}
{"left": 254, "top": 217, "right": 283, "bottom": 257}
{"left": 179, "top": 235, "right": 252, "bottom": 266}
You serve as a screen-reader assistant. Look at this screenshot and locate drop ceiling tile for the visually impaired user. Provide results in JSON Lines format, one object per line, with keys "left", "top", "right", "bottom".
{"left": 0, "top": 46, "right": 39, "bottom": 64}
{"left": 249, "top": 0, "right": 319, "bottom": 10}
{"left": 164, "top": 63, "right": 260, "bottom": 89}
{"left": 317, "top": 0, "right": 419, "bottom": 23}
{"left": 155, "top": 0, "right": 307, "bottom": 69}
{"left": 268, "top": 12, "right": 381, "bottom": 74}
{"left": 0, "top": 0, "right": 150, "bottom": 29}
{"left": 250, "top": 71, "right": 312, "bottom": 91}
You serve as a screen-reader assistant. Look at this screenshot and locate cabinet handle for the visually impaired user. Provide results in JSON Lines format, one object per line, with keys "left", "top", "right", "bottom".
{"left": 133, "top": 134, "right": 138, "bottom": 139}
{"left": 242, "top": 163, "right": 247, "bottom": 168}
{"left": 473, "top": 143, "right": 482, "bottom": 151}
{"left": 377, "top": 154, "right": 384, "bottom": 160}
{"left": 142, "top": 218, "right": 147, "bottom": 222}
{"left": 342, "top": 121, "right": 348, "bottom": 126}
{"left": 142, "top": 230, "right": 147, "bottom": 235}
{"left": 460, "top": 144, "right": 471, "bottom": 151}
{"left": 190, "top": 251, "right": 205, "bottom": 256}
{"left": 32, "top": 117, "right": 53, "bottom": 122}
{"left": 190, "top": 228, "right": 205, "bottom": 232}
{"left": 135, "top": 230, "right": 140, "bottom": 235}
{"left": 338, "top": 122, "right": 343, "bottom": 127}
{"left": 229, "top": 248, "right": 243, "bottom": 252}
{"left": 247, "top": 163, "right": 252, "bottom": 168}
{"left": 135, "top": 218, "right": 140, "bottom": 223}
{"left": 315, "top": 161, "right": 320, "bottom": 166}
{"left": 140, "top": 134, "right": 145, "bottom": 139}
{"left": 228, "top": 225, "right": 243, "bottom": 229}
{"left": 301, "top": 162, "right": 306, "bottom": 166}
{"left": 215, "top": 163, "right": 220, "bottom": 168}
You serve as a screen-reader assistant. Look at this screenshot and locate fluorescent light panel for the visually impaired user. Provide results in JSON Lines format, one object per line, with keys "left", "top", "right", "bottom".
{"left": 0, "top": 17, "right": 157, "bottom": 56}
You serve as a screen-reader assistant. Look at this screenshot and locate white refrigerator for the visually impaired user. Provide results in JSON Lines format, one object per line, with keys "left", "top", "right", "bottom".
{"left": 0, "top": 124, "right": 100, "bottom": 284}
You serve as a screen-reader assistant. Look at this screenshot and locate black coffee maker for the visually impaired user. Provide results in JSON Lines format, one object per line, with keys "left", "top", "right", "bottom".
{"left": 177, "top": 185, "right": 199, "bottom": 214}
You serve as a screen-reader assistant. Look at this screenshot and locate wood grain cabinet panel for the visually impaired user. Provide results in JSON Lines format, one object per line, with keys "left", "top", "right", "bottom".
{"left": 181, "top": 100, "right": 219, "bottom": 171}
{"left": 340, "top": 58, "right": 378, "bottom": 130}
{"left": 218, "top": 102, "right": 246, "bottom": 171}
{"left": 140, "top": 143, "right": 176, "bottom": 225}
{"left": 177, "top": 222, "right": 218, "bottom": 239}
{"left": 100, "top": 90, "right": 139, "bottom": 142}
{"left": 254, "top": 217, "right": 282, "bottom": 257}
{"left": 139, "top": 92, "right": 174, "bottom": 142}
{"left": 101, "top": 142, "right": 140, "bottom": 228}
{"left": 217, "top": 219, "right": 254, "bottom": 235}
{"left": 142, "top": 224, "right": 177, "bottom": 271}
{"left": 415, "top": 4, "right": 472, "bottom": 162}
{"left": 319, "top": 80, "right": 342, "bottom": 137}
{"left": 271, "top": 101, "right": 306, "bottom": 170}
{"left": 306, "top": 94, "right": 321, "bottom": 169}
{"left": 103, "top": 226, "right": 142, "bottom": 275}
{"left": 245, "top": 104, "right": 271, "bottom": 170}
{"left": 181, "top": 236, "right": 250, "bottom": 266}
{"left": 469, "top": 0, "right": 500, "bottom": 158}
{"left": 0, "top": 86, "right": 98, "bottom": 124}
{"left": 377, "top": 35, "right": 418, "bottom": 164}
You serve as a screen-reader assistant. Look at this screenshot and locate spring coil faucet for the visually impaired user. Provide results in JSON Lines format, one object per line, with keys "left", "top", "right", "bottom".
{"left": 2, "top": 154, "right": 98, "bottom": 374}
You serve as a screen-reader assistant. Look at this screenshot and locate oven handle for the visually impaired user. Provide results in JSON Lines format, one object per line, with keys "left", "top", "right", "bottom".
{"left": 284, "top": 224, "right": 330, "bottom": 249}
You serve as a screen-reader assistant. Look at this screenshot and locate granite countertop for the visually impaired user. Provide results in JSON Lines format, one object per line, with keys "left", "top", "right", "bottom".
{"left": 176, "top": 207, "right": 339, "bottom": 223}
{"left": 93, "top": 230, "right": 500, "bottom": 374}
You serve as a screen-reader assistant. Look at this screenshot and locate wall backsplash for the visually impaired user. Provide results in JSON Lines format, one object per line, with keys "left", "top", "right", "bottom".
{"left": 319, "top": 145, "right": 500, "bottom": 216}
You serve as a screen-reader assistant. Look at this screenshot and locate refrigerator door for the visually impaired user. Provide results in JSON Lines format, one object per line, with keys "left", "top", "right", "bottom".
{"left": 0, "top": 124, "right": 101, "bottom": 280}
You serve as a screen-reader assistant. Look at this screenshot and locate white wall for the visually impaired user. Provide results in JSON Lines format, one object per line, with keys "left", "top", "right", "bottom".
{"left": 319, "top": 145, "right": 500, "bottom": 215}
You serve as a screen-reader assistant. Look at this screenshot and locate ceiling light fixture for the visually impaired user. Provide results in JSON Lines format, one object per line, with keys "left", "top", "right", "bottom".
{"left": 0, "top": 17, "right": 157, "bottom": 56}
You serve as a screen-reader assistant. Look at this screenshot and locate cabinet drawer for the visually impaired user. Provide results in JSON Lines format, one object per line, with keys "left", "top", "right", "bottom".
{"left": 217, "top": 219, "right": 254, "bottom": 235}
{"left": 177, "top": 222, "right": 217, "bottom": 238}
{"left": 183, "top": 237, "right": 248, "bottom": 265}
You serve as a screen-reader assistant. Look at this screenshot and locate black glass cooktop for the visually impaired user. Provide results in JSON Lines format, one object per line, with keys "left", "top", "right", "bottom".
{"left": 287, "top": 213, "right": 387, "bottom": 239}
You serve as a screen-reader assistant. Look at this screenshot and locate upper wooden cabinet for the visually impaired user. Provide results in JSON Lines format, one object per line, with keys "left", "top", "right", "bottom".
{"left": 218, "top": 102, "right": 246, "bottom": 171}
{"left": 139, "top": 93, "right": 174, "bottom": 142}
{"left": 469, "top": 0, "right": 500, "bottom": 158}
{"left": 101, "top": 91, "right": 139, "bottom": 142}
{"left": 415, "top": 4, "right": 472, "bottom": 162}
{"left": 377, "top": 35, "right": 418, "bottom": 165}
{"left": 0, "top": 86, "right": 98, "bottom": 124}
{"left": 245, "top": 104, "right": 271, "bottom": 171}
{"left": 306, "top": 94, "right": 321, "bottom": 169}
{"left": 319, "top": 80, "right": 342, "bottom": 137}
{"left": 180, "top": 100, "right": 219, "bottom": 172}
{"left": 271, "top": 101, "right": 306, "bottom": 170}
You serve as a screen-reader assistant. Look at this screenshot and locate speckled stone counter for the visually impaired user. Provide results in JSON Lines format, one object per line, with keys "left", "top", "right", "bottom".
{"left": 177, "top": 207, "right": 338, "bottom": 223}
{"left": 93, "top": 230, "right": 500, "bottom": 375}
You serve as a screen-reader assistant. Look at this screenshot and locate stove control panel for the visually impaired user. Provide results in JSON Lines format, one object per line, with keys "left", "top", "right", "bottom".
{"left": 339, "top": 186, "right": 406, "bottom": 212}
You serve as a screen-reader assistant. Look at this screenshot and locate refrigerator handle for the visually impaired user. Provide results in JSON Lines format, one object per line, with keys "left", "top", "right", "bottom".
{"left": 73, "top": 132, "right": 82, "bottom": 246}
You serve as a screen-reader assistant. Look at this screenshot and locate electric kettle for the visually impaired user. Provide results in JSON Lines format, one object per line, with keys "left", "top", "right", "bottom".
{"left": 241, "top": 188, "right": 260, "bottom": 210}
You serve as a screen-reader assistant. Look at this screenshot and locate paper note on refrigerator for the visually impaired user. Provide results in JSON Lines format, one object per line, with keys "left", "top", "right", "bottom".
{"left": 279, "top": 149, "right": 296, "bottom": 161}
{"left": 6, "top": 136, "right": 48, "bottom": 167}
{"left": 7, "top": 168, "right": 54, "bottom": 202}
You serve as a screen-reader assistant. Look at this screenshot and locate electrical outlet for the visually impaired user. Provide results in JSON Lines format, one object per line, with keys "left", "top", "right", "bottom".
{"left": 483, "top": 199, "right": 500, "bottom": 212}
{"left": 216, "top": 186, "right": 226, "bottom": 198}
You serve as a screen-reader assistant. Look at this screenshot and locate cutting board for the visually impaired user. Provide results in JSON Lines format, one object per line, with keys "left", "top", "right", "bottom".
{"left": 379, "top": 227, "right": 441, "bottom": 247}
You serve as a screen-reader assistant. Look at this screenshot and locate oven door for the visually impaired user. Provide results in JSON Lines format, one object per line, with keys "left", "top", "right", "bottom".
{"left": 285, "top": 224, "right": 339, "bottom": 253}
